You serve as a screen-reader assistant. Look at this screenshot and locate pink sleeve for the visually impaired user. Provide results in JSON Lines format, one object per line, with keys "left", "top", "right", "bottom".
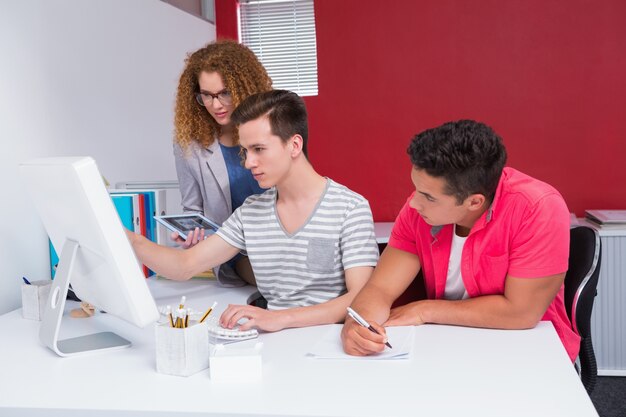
{"left": 508, "top": 193, "right": 570, "bottom": 278}
{"left": 388, "top": 193, "right": 420, "bottom": 255}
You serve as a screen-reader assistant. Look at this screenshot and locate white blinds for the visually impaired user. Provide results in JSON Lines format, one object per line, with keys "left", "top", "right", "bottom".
{"left": 239, "top": 0, "right": 318, "bottom": 96}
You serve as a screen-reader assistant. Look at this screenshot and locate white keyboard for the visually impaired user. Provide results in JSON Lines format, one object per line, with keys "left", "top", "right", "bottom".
{"left": 203, "top": 315, "right": 259, "bottom": 342}
{"left": 158, "top": 305, "right": 258, "bottom": 342}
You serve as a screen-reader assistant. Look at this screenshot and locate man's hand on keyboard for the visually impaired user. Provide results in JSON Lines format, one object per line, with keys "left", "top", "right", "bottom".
{"left": 220, "top": 304, "right": 287, "bottom": 332}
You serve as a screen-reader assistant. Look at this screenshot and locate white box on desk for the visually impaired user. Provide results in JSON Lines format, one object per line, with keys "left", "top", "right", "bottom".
{"left": 155, "top": 321, "right": 209, "bottom": 377}
{"left": 209, "top": 342, "right": 263, "bottom": 382}
{"left": 21, "top": 280, "right": 52, "bottom": 321}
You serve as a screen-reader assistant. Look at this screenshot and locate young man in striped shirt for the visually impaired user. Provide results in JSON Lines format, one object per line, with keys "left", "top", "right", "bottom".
{"left": 127, "top": 90, "right": 379, "bottom": 332}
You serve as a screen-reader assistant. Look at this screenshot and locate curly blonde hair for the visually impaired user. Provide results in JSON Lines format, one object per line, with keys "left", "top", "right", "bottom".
{"left": 174, "top": 40, "right": 272, "bottom": 149}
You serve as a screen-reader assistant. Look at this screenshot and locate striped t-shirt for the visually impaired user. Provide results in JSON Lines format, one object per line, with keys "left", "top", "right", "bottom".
{"left": 216, "top": 179, "right": 379, "bottom": 310}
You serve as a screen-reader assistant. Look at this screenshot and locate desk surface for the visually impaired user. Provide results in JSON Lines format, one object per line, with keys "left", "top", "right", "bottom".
{"left": 0, "top": 278, "right": 597, "bottom": 417}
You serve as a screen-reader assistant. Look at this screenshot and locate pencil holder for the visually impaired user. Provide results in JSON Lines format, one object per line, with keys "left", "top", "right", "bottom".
{"left": 155, "top": 321, "right": 209, "bottom": 377}
{"left": 21, "top": 280, "right": 52, "bottom": 321}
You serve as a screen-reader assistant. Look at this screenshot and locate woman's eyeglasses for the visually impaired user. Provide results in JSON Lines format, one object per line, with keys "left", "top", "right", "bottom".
{"left": 195, "top": 90, "right": 233, "bottom": 106}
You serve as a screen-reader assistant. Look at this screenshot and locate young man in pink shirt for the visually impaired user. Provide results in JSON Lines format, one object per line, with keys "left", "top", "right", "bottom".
{"left": 341, "top": 120, "right": 580, "bottom": 361}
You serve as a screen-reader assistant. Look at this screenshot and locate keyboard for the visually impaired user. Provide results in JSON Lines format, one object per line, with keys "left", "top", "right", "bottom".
{"left": 158, "top": 305, "right": 258, "bottom": 342}
{"left": 203, "top": 315, "right": 259, "bottom": 342}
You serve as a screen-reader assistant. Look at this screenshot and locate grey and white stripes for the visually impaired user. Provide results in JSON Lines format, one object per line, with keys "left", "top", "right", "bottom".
{"left": 216, "top": 179, "right": 379, "bottom": 310}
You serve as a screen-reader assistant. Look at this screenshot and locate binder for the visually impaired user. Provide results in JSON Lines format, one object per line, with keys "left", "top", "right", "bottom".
{"left": 152, "top": 190, "right": 168, "bottom": 244}
{"left": 110, "top": 193, "right": 141, "bottom": 235}
{"left": 109, "top": 188, "right": 169, "bottom": 245}
{"left": 109, "top": 189, "right": 168, "bottom": 244}
{"left": 107, "top": 192, "right": 151, "bottom": 277}
{"left": 49, "top": 239, "right": 59, "bottom": 279}
{"left": 111, "top": 195, "right": 135, "bottom": 231}
{"left": 135, "top": 193, "right": 150, "bottom": 277}
{"left": 110, "top": 191, "right": 148, "bottom": 239}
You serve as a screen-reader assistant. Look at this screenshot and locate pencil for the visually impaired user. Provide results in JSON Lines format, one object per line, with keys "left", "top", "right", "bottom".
{"left": 166, "top": 305, "right": 174, "bottom": 327}
{"left": 199, "top": 301, "right": 217, "bottom": 323}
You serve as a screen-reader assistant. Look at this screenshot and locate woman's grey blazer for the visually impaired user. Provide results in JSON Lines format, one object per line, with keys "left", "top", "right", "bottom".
{"left": 173, "top": 139, "right": 245, "bottom": 287}
{"left": 174, "top": 139, "right": 232, "bottom": 225}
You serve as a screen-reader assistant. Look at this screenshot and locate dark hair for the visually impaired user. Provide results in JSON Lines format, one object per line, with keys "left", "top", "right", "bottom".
{"left": 407, "top": 120, "right": 507, "bottom": 204}
{"left": 231, "top": 90, "right": 308, "bottom": 157}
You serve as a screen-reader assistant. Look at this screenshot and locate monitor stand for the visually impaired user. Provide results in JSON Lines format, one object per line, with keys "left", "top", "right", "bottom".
{"left": 39, "top": 239, "right": 131, "bottom": 357}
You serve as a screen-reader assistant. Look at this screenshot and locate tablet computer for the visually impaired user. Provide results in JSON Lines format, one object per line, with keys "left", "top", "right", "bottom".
{"left": 154, "top": 214, "right": 221, "bottom": 240}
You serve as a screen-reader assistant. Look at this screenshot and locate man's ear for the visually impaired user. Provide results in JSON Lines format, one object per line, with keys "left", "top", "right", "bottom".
{"left": 290, "top": 134, "right": 304, "bottom": 158}
{"left": 467, "top": 194, "right": 486, "bottom": 211}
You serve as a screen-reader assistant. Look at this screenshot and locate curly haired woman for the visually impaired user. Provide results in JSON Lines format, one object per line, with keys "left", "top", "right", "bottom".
{"left": 173, "top": 40, "right": 272, "bottom": 286}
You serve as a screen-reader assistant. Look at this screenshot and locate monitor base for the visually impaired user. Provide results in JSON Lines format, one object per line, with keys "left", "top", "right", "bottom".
{"left": 39, "top": 239, "right": 132, "bottom": 357}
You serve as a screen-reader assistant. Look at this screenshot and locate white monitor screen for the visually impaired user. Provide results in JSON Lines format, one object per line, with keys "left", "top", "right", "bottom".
{"left": 20, "top": 156, "right": 159, "bottom": 356}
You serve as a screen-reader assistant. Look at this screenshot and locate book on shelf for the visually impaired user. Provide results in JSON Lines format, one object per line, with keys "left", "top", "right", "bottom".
{"left": 111, "top": 194, "right": 138, "bottom": 232}
{"left": 49, "top": 239, "right": 59, "bottom": 278}
{"left": 109, "top": 189, "right": 174, "bottom": 276}
{"left": 109, "top": 189, "right": 168, "bottom": 245}
{"left": 585, "top": 210, "right": 626, "bottom": 225}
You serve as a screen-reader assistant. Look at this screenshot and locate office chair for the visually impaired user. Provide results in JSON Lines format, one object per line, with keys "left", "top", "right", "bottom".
{"left": 247, "top": 291, "right": 268, "bottom": 309}
{"left": 563, "top": 225, "right": 602, "bottom": 395}
{"left": 391, "top": 270, "right": 427, "bottom": 308}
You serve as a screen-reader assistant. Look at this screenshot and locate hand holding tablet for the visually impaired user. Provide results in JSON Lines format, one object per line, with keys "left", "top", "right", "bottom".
{"left": 154, "top": 214, "right": 220, "bottom": 247}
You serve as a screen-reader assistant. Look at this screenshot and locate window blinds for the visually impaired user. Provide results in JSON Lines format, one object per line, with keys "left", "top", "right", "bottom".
{"left": 239, "top": 0, "right": 318, "bottom": 96}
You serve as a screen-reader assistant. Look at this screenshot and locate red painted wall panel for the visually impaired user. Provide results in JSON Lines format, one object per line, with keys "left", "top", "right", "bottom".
{"left": 215, "top": 0, "right": 238, "bottom": 40}
{"left": 219, "top": 0, "right": 626, "bottom": 220}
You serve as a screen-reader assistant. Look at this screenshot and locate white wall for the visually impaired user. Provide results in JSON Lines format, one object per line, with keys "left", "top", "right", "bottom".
{"left": 0, "top": 0, "right": 215, "bottom": 314}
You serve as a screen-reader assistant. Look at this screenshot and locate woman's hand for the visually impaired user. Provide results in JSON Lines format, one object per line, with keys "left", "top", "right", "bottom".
{"left": 171, "top": 227, "right": 205, "bottom": 249}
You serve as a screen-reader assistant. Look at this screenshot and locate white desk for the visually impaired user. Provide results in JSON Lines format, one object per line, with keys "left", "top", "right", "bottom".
{"left": 0, "top": 278, "right": 597, "bottom": 417}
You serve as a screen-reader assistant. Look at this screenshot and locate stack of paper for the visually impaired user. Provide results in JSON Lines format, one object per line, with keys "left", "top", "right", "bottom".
{"left": 585, "top": 210, "right": 626, "bottom": 229}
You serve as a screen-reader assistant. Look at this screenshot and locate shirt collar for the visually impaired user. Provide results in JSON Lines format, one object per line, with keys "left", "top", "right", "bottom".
{"left": 468, "top": 168, "right": 508, "bottom": 232}
{"left": 429, "top": 168, "right": 508, "bottom": 237}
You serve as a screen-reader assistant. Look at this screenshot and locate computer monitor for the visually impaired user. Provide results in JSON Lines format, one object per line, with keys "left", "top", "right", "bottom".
{"left": 20, "top": 156, "right": 159, "bottom": 357}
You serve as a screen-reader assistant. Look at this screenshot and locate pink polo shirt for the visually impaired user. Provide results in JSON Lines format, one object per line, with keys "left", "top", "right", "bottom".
{"left": 389, "top": 167, "right": 580, "bottom": 361}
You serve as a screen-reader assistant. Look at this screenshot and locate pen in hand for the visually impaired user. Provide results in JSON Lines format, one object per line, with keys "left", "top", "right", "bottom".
{"left": 22, "top": 277, "right": 31, "bottom": 285}
{"left": 347, "top": 307, "right": 392, "bottom": 349}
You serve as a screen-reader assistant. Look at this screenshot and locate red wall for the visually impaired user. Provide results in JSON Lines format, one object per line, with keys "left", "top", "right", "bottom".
{"left": 217, "top": 0, "right": 626, "bottom": 221}
{"left": 215, "top": 0, "right": 238, "bottom": 40}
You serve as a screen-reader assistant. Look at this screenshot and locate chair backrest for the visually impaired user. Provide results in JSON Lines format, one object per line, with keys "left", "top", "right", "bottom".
{"left": 563, "top": 225, "right": 601, "bottom": 394}
{"left": 564, "top": 226, "right": 601, "bottom": 337}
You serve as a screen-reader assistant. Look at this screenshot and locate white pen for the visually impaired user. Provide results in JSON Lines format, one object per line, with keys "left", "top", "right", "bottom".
{"left": 347, "top": 307, "right": 392, "bottom": 349}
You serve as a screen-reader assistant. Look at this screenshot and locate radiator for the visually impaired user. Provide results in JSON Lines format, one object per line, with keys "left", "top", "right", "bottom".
{"left": 590, "top": 231, "right": 626, "bottom": 376}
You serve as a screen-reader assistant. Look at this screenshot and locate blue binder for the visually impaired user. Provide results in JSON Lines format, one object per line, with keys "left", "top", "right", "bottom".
{"left": 49, "top": 239, "right": 59, "bottom": 279}
{"left": 111, "top": 195, "right": 135, "bottom": 231}
{"left": 109, "top": 191, "right": 156, "bottom": 243}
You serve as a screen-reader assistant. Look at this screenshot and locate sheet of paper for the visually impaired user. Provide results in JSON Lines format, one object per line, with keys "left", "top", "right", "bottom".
{"left": 307, "top": 324, "right": 415, "bottom": 360}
